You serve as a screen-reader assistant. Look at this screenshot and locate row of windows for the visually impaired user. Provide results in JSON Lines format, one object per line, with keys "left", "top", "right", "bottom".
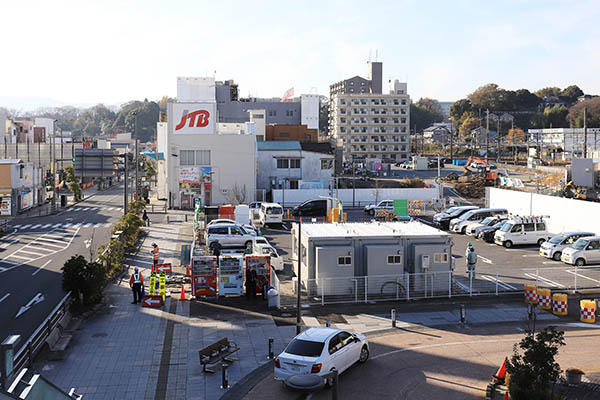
{"left": 180, "top": 150, "right": 211, "bottom": 166}
{"left": 348, "top": 152, "right": 408, "bottom": 159}
{"left": 349, "top": 135, "right": 408, "bottom": 142}
{"left": 352, "top": 145, "right": 407, "bottom": 152}
{"left": 276, "top": 158, "right": 301, "bottom": 169}
{"left": 339, "top": 127, "right": 408, "bottom": 134}
{"left": 339, "top": 99, "right": 407, "bottom": 106}
{"left": 267, "top": 110, "right": 296, "bottom": 117}
{"left": 340, "top": 108, "right": 408, "bottom": 115}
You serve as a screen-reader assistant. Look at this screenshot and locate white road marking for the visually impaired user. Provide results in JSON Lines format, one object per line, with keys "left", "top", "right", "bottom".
{"left": 477, "top": 255, "right": 492, "bottom": 264}
{"left": 566, "top": 270, "right": 600, "bottom": 284}
{"left": 15, "top": 292, "right": 45, "bottom": 319}
{"left": 30, "top": 224, "right": 42, "bottom": 229}
{"left": 523, "top": 273, "right": 564, "bottom": 288}
{"left": 18, "top": 249, "right": 48, "bottom": 257}
{"left": 372, "top": 338, "right": 520, "bottom": 360}
{"left": 0, "top": 293, "right": 10, "bottom": 303}
{"left": 20, "top": 224, "right": 31, "bottom": 229}
{"left": 93, "top": 223, "right": 102, "bottom": 228}
{"left": 521, "top": 254, "right": 540, "bottom": 257}
{"left": 9, "top": 254, "right": 33, "bottom": 260}
{"left": 41, "top": 224, "right": 52, "bottom": 228}
{"left": 559, "top": 322, "right": 600, "bottom": 329}
{"left": 82, "top": 223, "right": 92, "bottom": 228}
{"left": 32, "top": 259, "right": 52, "bottom": 276}
{"left": 480, "top": 275, "right": 517, "bottom": 290}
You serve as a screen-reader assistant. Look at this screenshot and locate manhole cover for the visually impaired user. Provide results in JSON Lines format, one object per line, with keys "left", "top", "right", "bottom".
{"left": 92, "top": 333, "right": 108, "bottom": 338}
{"left": 281, "top": 313, "right": 292, "bottom": 317}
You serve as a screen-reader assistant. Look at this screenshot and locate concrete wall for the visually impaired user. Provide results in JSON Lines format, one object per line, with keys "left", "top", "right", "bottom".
{"left": 487, "top": 187, "right": 600, "bottom": 234}
{"left": 300, "top": 94, "right": 320, "bottom": 130}
{"left": 273, "top": 187, "right": 439, "bottom": 207}
{"left": 257, "top": 149, "right": 334, "bottom": 191}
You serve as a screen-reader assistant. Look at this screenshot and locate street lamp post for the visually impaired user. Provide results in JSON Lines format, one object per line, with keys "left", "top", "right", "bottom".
{"left": 50, "top": 120, "right": 57, "bottom": 214}
{"left": 131, "top": 111, "right": 139, "bottom": 200}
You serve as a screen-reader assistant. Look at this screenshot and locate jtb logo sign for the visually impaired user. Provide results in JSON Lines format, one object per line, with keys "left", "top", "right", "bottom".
{"left": 175, "top": 110, "right": 210, "bottom": 130}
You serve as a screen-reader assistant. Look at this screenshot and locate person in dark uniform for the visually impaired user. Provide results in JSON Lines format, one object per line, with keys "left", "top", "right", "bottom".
{"left": 245, "top": 268, "right": 257, "bottom": 299}
{"left": 129, "top": 267, "right": 144, "bottom": 304}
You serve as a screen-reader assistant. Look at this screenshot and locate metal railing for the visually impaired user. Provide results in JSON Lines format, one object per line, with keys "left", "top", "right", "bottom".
{"left": 12, "top": 292, "right": 72, "bottom": 374}
{"left": 277, "top": 266, "right": 600, "bottom": 308}
{"left": 146, "top": 204, "right": 167, "bottom": 214}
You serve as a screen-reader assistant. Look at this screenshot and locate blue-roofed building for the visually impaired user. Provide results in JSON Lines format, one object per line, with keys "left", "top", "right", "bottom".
{"left": 256, "top": 141, "right": 334, "bottom": 198}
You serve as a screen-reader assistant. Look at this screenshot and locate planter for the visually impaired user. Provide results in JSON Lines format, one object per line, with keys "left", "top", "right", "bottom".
{"left": 565, "top": 369, "right": 584, "bottom": 385}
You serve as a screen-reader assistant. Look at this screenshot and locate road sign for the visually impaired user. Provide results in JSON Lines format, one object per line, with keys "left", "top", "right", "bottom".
{"left": 156, "top": 263, "right": 172, "bottom": 273}
{"left": 142, "top": 295, "right": 163, "bottom": 308}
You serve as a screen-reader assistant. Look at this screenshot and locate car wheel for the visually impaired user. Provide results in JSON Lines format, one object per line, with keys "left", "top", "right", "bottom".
{"left": 359, "top": 345, "right": 369, "bottom": 363}
{"left": 575, "top": 258, "right": 586, "bottom": 267}
{"left": 461, "top": 226, "right": 467, "bottom": 234}
{"left": 325, "top": 369, "right": 336, "bottom": 387}
{"left": 369, "top": 209, "right": 375, "bottom": 216}
{"left": 537, "top": 238, "right": 546, "bottom": 246}
{"left": 552, "top": 252, "right": 561, "bottom": 261}
{"left": 504, "top": 240, "right": 513, "bottom": 248}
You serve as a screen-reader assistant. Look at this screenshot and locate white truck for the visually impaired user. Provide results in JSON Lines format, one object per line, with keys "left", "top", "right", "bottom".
{"left": 410, "top": 156, "right": 429, "bottom": 171}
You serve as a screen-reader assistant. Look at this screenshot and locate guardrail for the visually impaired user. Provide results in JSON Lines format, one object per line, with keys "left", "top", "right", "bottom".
{"left": 12, "top": 292, "right": 72, "bottom": 373}
{"left": 146, "top": 204, "right": 167, "bottom": 214}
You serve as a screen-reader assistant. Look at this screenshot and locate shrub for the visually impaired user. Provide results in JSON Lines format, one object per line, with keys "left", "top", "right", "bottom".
{"left": 62, "top": 255, "right": 106, "bottom": 306}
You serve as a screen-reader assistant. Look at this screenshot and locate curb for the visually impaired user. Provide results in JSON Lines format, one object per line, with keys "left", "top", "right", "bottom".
{"left": 219, "top": 359, "right": 274, "bottom": 400}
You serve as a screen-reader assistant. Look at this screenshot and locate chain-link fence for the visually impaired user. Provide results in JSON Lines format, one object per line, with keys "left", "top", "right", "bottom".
{"left": 276, "top": 266, "right": 600, "bottom": 308}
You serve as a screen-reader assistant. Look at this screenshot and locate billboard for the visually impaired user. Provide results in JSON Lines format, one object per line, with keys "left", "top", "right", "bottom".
{"left": 171, "top": 103, "right": 216, "bottom": 134}
{"left": 179, "top": 166, "right": 212, "bottom": 184}
{"left": 0, "top": 197, "right": 11, "bottom": 216}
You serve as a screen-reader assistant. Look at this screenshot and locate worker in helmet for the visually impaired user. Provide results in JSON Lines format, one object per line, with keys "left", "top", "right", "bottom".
{"left": 129, "top": 267, "right": 144, "bottom": 304}
{"left": 466, "top": 242, "right": 477, "bottom": 280}
{"left": 151, "top": 242, "right": 159, "bottom": 269}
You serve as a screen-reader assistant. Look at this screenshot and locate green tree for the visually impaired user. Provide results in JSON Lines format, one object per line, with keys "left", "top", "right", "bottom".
{"left": 458, "top": 115, "right": 479, "bottom": 139}
{"left": 543, "top": 105, "right": 569, "bottom": 128}
{"left": 468, "top": 83, "right": 517, "bottom": 111}
{"left": 514, "top": 89, "right": 540, "bottom": 110}
{"left": 72, "top": 104, "right": 116, "bottom": 136}
{"left": 62, "top": 255, "right": 106, "bottom": 306}
{"left": 568, "top": 97, "right": 600, "bottom": 128}
{"left": 560, "top": 85, "right": 584, "bottom": 101}
{"left": 112, "top": 100, "right": 159, "bottom": 143}
{"left": 449, "top": 99, "right": 473, "bottom": 123}
{"left": 64, "top": 164, "right": 82, "bottom": 201}
{"left": 506, "top": 326, "right": 565, "bottom": 400}
{"left": 534, "top": 87, "right": 561, "bottom": 99}
{"left": 416, "top": 98, "right": 444, "bottom": 119}
{"left": 145, "top": 157, "right": 157, "bottom": 184}
{"left": 410, "top": 101, "right": 443, "bottom": 132}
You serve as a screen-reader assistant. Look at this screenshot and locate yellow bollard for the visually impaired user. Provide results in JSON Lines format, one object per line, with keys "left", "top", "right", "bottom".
{"left": 537, "top": 288, "right": 551, "bottom": 310}
{"left": 552, "top": 293, "right": 568, "bottom": 316}
{"left": 580, "top": 300, "right": 596, "bottom": 323}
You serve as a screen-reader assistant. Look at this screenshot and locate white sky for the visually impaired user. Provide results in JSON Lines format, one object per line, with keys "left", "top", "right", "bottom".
{"left": 2, "top": 0, "right": 599, "bottom": 108}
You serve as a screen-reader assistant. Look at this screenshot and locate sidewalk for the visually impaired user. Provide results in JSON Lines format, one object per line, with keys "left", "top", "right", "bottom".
{"left": 34, "top": 213, "right": 600, "bottom": 400}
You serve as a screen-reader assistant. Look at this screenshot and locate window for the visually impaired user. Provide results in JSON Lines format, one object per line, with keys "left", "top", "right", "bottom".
{"left": 328, "top": 335, "right": 341, "bottom": 354}
{"left": 434, "top": 253, "right": 448, "bottom": 263}
{"left": 286, "top": 110, "right": 294, "bottom": 117}
{"left": 279, "top": 132, "right": 290, "bottom": 137}
{"left": 195, "top": 150, "right": 210, "bottom": 165}
{"left": 286, "top": 339, "right": 325, "bottom": 357}
{"left": 268, "top": 110, "right": 277, "bottom": 117}
{"left": 253, "top": 114, "right": 264, "bottom": 119}
{"left": 290, "top": 159, "right": 301, "bottom": 169}
{"left": 321, "top": 159, "right": 333, "bottom": 169}
{"left": 511, "top": 224, "right": 522, "bottom": 233}
{"left": 208, "top": 226, "right": 228, "bottom": 235}
{"left": 536, "top": 223, "right": 546, "bottom": 231}
{"left": 230, "top": 226, "right": 244, "bottom": 236}
{"left": 524, "top": 223, "right": 535, "bottom": 232}
{"left": 276, "top": 159, "right": 289, "bottom": 169}
{"left": 338, "top": 331, "right": 353, "bottom": 347}
{"left": 289, "top": 180, "right": 298, "bottom": 189}
{"left": 589, "top": 241, "right": 600, "bottom": 250}
{"left": 180, "top": 150, "right": 195, "bottom": 165}
{"left": 337, "top": 256, "right": 352, "bottom": 266}
{"left": 301, "top": 245, "right": 307, "bottom": 261}
{"left": 387, "top": 255, "right": 402, "bottom": 264}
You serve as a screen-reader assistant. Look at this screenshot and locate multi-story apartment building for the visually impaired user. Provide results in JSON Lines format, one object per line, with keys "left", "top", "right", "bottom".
{"left": 329, "top": 79, "right": 411, "bottom": 162}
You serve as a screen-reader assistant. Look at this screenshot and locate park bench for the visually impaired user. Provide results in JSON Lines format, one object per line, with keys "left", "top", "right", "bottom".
{"left": 198, "top": 338, "right": 239, "bottom": 373}
{"left": 57, "top": 310, "right": 81, "bottom": 333}
{"left": 46, "top": 327, "right": 72, "bottom": 360}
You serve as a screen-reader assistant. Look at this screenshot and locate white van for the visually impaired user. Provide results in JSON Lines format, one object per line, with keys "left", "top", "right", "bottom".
{"left": 259, "top": 203, "right": 283, "bottom": 226}
{"left": 494, "top": 216, "right": 549, "bottom": 248}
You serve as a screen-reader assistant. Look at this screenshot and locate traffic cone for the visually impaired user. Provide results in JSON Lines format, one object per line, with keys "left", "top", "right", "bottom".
{"left": 492, "top": 357, "right": 507, "bottom": 382}
{"left": 186, "top": 263, "right": 190, "bottom": 277}
{"left": 179, "top": 285, "right": 186, "bottom": 301}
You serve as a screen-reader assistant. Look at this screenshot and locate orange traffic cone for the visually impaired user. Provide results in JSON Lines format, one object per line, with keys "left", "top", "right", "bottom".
{"left": 492, "top": 357, "right": 507, "bottom": 382}
{"left": 179, "top": 284, "right": 186, "bottom": 301}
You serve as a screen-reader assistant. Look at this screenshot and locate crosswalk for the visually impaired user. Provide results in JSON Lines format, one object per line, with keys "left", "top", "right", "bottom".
{"left": 0, "top": 225, "right": 81, "bottom": 274}
{"left": 65, "top": 206, "right": 122, "bottom": 212}
{"left": 11, "top": 222, "right": 113, "bottom": 230}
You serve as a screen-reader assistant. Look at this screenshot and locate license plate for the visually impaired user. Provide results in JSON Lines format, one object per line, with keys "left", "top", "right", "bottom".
{"left": 495, "top": 240, "right": 502, "bottom": 245}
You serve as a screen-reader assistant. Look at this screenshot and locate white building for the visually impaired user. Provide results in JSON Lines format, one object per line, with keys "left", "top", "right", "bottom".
{"left": 300, "top": 94, "right": 320, "bottom": 130}
{"left": 256, "top": 141, "right": 334, "bottom": 193}
{"left": 34, "top": 117, "right": 55, "bottom": 142}
{"left": 330, "top": 79, "right": 410, "bottom": 162}
{"left": 528, "top": 128, "right": 600, "bottom": 156}
{"left": 160, "top": 77, "right": 257, "bottom": 208}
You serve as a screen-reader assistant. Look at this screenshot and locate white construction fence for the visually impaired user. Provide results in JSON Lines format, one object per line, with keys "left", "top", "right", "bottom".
{"left": 487, "top": 187, "right": 600, "bottom": 234}
{"left": 273, "top": 187, "right": 440, "bottom": 208}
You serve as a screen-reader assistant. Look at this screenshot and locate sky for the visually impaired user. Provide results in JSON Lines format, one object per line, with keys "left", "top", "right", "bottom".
{"left": 2, "top": 0, "right": 599, "bottom": 110}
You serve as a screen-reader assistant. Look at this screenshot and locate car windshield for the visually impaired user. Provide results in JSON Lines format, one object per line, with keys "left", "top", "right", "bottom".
{"left": 458, "top": 211, "right": 475, "bottom": 221}
{"left": 548, "top": 234, "right": 567, "bottom": 245}
{"left": 500, "top": 222, "right": 513, "bottom": 232}
{"left": 443, "top": 207, "right": 458, "bottom": 214}
{"left": 449, "top": 208, "right": 472, "bottom": 217}
{"left": 493, "top": 221, "right": 507, "bottom": 228}
{"left": 481, "top": 217, "right": 494, "bottom": 225}
{"left": 285, "top": 339, "right": 324, "bottom": 357}
{"left": 571, "top": 239, "right": 589, "bottom": 250}
{"left": 267, "top": 206, "right": 282, "bottom": 215}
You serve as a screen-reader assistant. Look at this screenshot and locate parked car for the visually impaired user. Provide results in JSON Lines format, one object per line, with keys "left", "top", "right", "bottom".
{"left": 561, "top": 236, "right": 600, "bottom": 266}
{"left": 466, "top": 216, "right": 505, "bottom": 236}
{"left": 205, "top": 224, "right": 255, "bottom": 248}
{"left": 363, "top": 200, "right": 394, "bottom": 216}
{"left": 479, "top": 220, "right": 508, "bottom": 242}
{"left": 248, "top": 202, "right": 263, "bottom": 210}
{"left": 258, "top": 202, "right": 283, "bottom": 226}
{"left": 207, "top": 219, "right": 257, "bottom": 235}
{"left": 293, "top": 199, "right": 328, "bottom": 217}
{"left": 494, "top": 217, "right": 549, "bottom": 248}
{"left": 450, "top": 208, "right": 508, "bottom": 234}
{"left": 252, "top": 241, "right": 284, "bottom": 271}
{"left": 433, "top": 206, "right": 478, "bottom": 230}
{"left": 274, "top": 327, "right": 369, "bottom": 383}
{"left": 540, "top": 232, "right": 596, "bottom": 261}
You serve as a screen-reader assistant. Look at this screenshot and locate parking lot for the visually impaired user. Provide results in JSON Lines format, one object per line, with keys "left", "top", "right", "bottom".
{"left": 259, "top": 210, "right": 600, "bottom": 301}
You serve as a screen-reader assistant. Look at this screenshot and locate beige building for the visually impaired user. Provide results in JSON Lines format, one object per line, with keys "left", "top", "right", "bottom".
{"left": 329, "top": 80, "right": 410, "bottom": 162}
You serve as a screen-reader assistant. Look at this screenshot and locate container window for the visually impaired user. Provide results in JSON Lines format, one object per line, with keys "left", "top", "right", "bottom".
{"left": 434, "top": 253, "right": 448, "bottom": 263}
{"left": 387, "top": 255, "right": 402, "bottom": 264}
{"left": 337, "top": 256, "right": 352, "bottom": 266}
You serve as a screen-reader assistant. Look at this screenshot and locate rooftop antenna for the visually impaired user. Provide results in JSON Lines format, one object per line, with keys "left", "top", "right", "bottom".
{"left": 368, "top": 49, "right": 372, "bottom": 63}
{"left": 375, "top": 49, "right": 378, "bottom": 62}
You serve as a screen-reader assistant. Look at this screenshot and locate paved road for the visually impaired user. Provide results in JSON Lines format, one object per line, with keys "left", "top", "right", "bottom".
{"left": 0, "top": 183, "right": 126, "bottom": 347}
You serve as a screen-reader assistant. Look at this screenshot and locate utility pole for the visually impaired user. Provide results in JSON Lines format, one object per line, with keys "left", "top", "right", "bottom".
{"left": 133, "top": 111, "right": 139, "bottom": 200}
{"left": 449, "top": 123, "right": 454, "bottom": 162}
{"left": 496, "top": 118, "right": 501, "bottom": 163}
{"left": 296, "top": 220, "right": 302, "bottom": 335}
{"left": 123, "top": 155, "right": 128, "bottom": 215}
{"left": 50, "top": 120, "right": 57, "bottom": 214}
{"left": 583, "top": 107, "right": 587, "bottom": 158}
{"left": 352, "top": 159, "right": 356, "bottom": 208}
{"left": 485, "top": 109, "right": 490, "bottom": 163}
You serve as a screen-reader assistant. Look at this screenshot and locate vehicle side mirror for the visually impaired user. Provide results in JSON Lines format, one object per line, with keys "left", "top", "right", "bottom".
{"left": 354, "top": 336, "right": 360, "bottom": 343}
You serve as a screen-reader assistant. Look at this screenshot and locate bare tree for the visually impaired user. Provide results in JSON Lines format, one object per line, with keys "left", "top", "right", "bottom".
{"left": 227, "top": 183, "right": 247, "bottom": 204}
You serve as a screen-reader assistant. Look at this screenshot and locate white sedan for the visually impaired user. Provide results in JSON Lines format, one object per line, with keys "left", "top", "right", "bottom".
{"left": 207, "top": 219, "right": 257, "bottom": 235}
{"left": 274, "top": 327, "right": 369, "bottom": 383}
